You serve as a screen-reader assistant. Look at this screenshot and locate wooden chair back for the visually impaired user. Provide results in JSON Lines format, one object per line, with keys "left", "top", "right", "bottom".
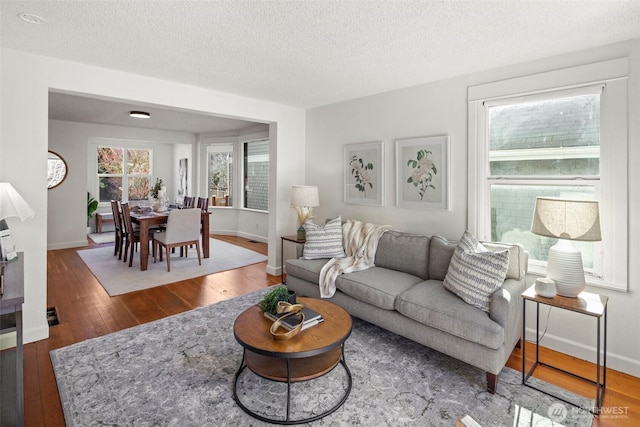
{"left": 120, "top": 203, "right": 135, "bottom": 237}
{"left": 197, "top": 197, "right": 209, "bottom": 211}
{"left": 183, "top": 196, "right": 195, "bottom": 208}
{"left": 110, "top": 200, "right": 122, "bottom": 231}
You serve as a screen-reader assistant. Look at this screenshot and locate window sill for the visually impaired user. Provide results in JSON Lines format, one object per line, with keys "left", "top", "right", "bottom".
{"left": 526, "top": 264, "right": 627, "bottom": 293}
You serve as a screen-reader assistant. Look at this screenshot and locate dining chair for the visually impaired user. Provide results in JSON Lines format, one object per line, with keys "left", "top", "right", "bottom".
{"left": 120, "top": 202, "right": 147, "bottom": 267}
{"left": 183, "top": 196, "right": 195, "bottom": 208}
{"left": 110, "top": 200, "right": 125, "bottom": 259}
{"left": 197, "top": 197, "right": 209, "bottom": 211}
{"left": 153, "top": 208, "right": 202, "bottom": 272}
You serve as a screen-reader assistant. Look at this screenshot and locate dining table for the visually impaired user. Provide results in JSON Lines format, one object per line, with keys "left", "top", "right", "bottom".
{"left": 130, "top": 210, "right": 212, "bottom": 271}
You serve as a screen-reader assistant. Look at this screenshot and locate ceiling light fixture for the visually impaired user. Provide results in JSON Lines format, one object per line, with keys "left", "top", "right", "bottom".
{"left": 19, "top": 12, "right": 46, "bottom": 24}
{"left": 129, "top": 111, "right": 151, "bottom": 119}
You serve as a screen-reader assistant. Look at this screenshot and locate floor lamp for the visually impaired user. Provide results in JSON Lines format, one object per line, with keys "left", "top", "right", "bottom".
{"left": 530, "top": 197, "right": 601, "bottom": 297}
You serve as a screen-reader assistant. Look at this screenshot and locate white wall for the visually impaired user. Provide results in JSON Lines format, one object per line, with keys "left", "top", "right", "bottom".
{"left": 305, "top": 39, "right": 640, "bottom": 377}
{"left": 173, "top": 143, "right": 194, "bottom": 202}
{"left": 1, "top": 48, "right": 305, "bottom": 346}
{"left": 47, "top": 119, "right": 194, "bottom": 249}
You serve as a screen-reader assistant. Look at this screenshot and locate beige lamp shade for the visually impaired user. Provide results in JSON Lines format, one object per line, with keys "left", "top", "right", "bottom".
{"left": 531, "top": 197, "right": 601, "bottom": 242}
{"left": 530, "top": 196, "right": 601, "bottom": 297}
{"left": 290, "top": 185, "right": 320, "bottom": 208}
{"left": 0, "top": 182, "right": 36, "bottom": 222}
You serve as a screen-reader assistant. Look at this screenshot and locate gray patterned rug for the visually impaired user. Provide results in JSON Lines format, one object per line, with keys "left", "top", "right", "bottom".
{"left": 51, "top": 288, "right": 593, "bottom": 426}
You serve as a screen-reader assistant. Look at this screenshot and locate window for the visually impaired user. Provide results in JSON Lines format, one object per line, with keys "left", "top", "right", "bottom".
{"left": 487, "top": 91, "right": 601, "bottom": 273}
{"left": 97, "top": 146, "right": 152, "bottom": 203}
{"left": 468, "top": 58, "right": 629, "bottom": 291}
{"left": 207, "top": 144, "right": 233, "bottom": 207}
{"left": 243, "top": 139, "right": 269, "bottom": 211}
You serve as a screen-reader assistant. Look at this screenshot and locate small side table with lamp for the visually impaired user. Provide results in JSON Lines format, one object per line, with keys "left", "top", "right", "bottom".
{"left": 522, "top": 197, "right": 606, "bottom": 415}
{"left": 0, "top": 182, "right": 36, "bottom": 427}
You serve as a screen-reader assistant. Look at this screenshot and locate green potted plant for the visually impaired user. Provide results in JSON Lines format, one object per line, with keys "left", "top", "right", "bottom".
{"left": 260, "top": 285, "right": 295, "bottom": 315}
{"left": 87, "top": 192, "right": 98, "bottom": 229}
{"left": 150, "top": 178, "right": 163, "bottom": 199}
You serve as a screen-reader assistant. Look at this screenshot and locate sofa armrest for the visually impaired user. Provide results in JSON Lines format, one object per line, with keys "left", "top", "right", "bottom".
{"left": 489, "top": 277, "right": 526, "bottom": 329}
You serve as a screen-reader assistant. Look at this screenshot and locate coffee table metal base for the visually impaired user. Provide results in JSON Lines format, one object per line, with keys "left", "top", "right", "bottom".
{"left": 232, "top": 346, "right": 352, "bottom": 425}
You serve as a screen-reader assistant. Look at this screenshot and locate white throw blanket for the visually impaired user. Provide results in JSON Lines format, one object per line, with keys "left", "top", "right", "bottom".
{"left": 319, "top": 219, "right": 393, "bottom": 298}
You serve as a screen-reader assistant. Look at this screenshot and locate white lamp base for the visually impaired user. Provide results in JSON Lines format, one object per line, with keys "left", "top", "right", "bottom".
{"left": 546, "top": 240, "right": 585, "bottom": 298}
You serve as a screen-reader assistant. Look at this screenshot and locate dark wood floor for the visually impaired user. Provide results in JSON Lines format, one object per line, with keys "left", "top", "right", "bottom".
{"left": 23, "top": 235, "right": 639, "bottom": 426}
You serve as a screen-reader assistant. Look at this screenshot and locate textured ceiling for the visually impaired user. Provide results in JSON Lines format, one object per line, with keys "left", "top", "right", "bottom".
{"left": 3, "top": 1, "right": 639, "bottom": 110}
{"left": 2, "top": 1, "right": 640, "bottom": 134}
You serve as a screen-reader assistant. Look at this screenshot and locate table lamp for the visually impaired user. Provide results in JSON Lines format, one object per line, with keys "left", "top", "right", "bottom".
{"left": 0, "top": 183, "right": 36, "bottom": 294}
{"left": 530, "top": 197, "right": 601, "bottom": 297}
{"left": 290, "top": 185, "right": 319, "bottom": 240}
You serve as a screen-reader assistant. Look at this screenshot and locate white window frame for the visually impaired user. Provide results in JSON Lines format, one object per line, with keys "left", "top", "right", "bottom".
{"left": 91, "top": 139, "right": 154, "bottom": 206}
{"left": 241, "top": 138, "right": 269, "bottom": 213}
{"left": 206, "top": 143, "right": 234, "bottom": 208}
{"left": 468, "top": 58, "right": 629, "bottom": 291}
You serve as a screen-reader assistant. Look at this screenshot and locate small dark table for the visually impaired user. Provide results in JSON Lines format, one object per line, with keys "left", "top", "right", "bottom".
{"left": 1, "top": 253, "right": 24, "bottom": 426}
{"left": 521, "top": 285, "right": 608, "bottom": 415}
{"left": 280, "top": 235, "right": 305, "bottom": 284}
{"left": 233, "top": 297, "right": 352, "bottom": 424}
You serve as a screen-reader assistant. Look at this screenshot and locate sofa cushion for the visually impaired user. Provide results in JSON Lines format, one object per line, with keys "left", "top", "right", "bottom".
{"left": 428, "top": 235, "right": 457, "bottom": 280}
{"left": 336, "top": 267, "right": 423, "bottom": 310}
{"left": 396, "top": 281, "right": 505, "bottom": 349}
{"left": 374, "top": 231, "right": 430, "bottom": 280}
{"left": 443, "top": 231, "right": 509, "bottom": 312}
{"left": 302, "top": 216, "right": 346, "bottom": 260}
{"left": 482, "top": 241, "right": 527, "bottom": 280}
{"left": 285, "top": 258, "right": 328, "bottom": 284}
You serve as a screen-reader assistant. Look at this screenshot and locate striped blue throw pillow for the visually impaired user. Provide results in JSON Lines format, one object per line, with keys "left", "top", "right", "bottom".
{"left": 302, "top": 216, "right": 346, "bottom": 260}
{"left": 443, "top": 231, "right": 509, "bottom": 312}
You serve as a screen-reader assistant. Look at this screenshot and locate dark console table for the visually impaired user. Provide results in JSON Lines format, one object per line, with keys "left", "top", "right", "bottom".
{"left": 1, "top": 252, "right": 24, "bottom": 426}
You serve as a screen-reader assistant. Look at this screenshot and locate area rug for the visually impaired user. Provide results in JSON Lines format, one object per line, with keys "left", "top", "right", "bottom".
{"left": 77, "top": 239, "right": 267, "bottom": 296}
{"left": 51, "top": 289, "right": 593, "bottom": 426}
{"left": 87, "top": 232, "right": 115, "bottom": 244}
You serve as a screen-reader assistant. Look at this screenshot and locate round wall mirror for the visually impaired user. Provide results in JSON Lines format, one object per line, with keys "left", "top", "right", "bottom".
{"left": 48, "top": 150, "right": 68, "bottom": 190}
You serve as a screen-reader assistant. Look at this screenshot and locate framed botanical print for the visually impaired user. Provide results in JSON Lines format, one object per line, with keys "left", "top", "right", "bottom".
{"left": 395, "top": 135, "right": 449, "bottom": 210}
{"left": 344, "top": 141, "right": 384, "bottom": 206}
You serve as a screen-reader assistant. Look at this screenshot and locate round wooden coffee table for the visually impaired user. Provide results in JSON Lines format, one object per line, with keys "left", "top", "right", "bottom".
{"left": 232, "top": 297, "right": 352, "bottom": 425}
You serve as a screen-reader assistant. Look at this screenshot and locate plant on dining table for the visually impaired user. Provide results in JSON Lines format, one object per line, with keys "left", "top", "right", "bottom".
{"left": 150, "top": 178, "right": 163, "bottom": 199}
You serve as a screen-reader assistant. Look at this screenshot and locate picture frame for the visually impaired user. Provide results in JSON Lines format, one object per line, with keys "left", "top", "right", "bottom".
{"left": 344, "top": 141, "right": 384, "bottom": 206}
{"left": 395, "top": 135, "right": 449, "bottom": 210}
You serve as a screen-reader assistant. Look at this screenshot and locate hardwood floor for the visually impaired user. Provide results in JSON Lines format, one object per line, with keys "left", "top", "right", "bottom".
{"left": 23, "top": 235, "right": 639, "bottom": 426}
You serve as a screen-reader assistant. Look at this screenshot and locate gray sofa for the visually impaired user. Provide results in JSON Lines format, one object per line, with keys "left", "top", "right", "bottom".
{"left": 285, "top": 230, "right": 527, "bottom": 393}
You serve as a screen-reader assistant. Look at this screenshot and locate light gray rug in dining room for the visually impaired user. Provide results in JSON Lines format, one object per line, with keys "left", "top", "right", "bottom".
{"left": 76, "top": 238, "right": 267, "bottom": 296}
{"left": 50, "top": 288, "right": 593, "bottom": 427}
{"left": 87, "top": 231, "right": 116, "bottom": 244}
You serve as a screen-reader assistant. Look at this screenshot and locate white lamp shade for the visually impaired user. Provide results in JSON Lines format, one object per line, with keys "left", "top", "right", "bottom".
{"left": 531, "top": 197, "right": 601, "bottom": 242}
{"left": 0, "top": 183, "right": 36, "bottom": 221}
{"left": 290, "top": 185, "right": 319, "bottom": 208}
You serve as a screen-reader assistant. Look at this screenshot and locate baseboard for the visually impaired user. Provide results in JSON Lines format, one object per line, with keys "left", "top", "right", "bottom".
{"left": 525, "top": 327, "right": 640, "bottom": 378}
{"left": 235, "top": 231, "right": 267, "bottom": 244}
{"left": 266, "top": 263, "right": 280, "bottom": 277}
{"left": 47, "top": 240, "right": 88, "bottom": 251}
